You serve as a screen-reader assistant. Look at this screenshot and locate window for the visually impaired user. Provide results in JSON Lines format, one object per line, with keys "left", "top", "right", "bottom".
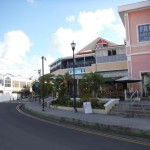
{"left": 12, "top": 81, "right": 19, "bottom": 87}
{"left": 108, "top": 50, "right": 112, "bottom": 56}
{"left": 112, "top": 49, "right": 116, "bottom": 55}
{"left": 5, "top": 77, "right": 11, "bottom": 87}
{"left": 108, "top": 49, "right": 116, "bottom": 56}
{"left": 0, "top": 79, "right": 3, "bottom": 86}
{"left": 20, "top": 82, "right": 26, "bottom": 88}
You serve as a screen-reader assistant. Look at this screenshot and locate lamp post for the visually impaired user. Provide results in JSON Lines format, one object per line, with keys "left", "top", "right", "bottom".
{"left": 71, "top": 41, "right": 77, "bottom": 112}
{"left": 38, "top": 69, "right": 41, "bottom": 77}
{"left": 41, "top": 56, "right": 46, "bottom": 111}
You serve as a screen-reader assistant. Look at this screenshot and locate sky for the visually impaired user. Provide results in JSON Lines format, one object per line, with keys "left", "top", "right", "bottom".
{"left": 0, "top": 0, "right": 142, "bottom": 78}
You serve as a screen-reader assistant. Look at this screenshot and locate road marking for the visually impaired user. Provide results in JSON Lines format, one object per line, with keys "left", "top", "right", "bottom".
{"left": 16, "top": 104, "right": 150, "bottom": 147}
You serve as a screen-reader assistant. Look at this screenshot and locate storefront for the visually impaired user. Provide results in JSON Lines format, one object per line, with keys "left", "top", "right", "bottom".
{"left": 119, "top": 1, "right": 150, "bottom": 97}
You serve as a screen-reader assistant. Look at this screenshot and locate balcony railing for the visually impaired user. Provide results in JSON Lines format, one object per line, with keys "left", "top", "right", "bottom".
{"left": 50, "top": 61, "right": 95, "bottom": 73}
{"left": 96, "top": 54, "right": 127, "bottom": 63}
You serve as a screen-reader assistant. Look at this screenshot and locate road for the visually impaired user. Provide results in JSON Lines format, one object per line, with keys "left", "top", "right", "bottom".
{"left": 0, "top": 102, "right": 149, "bottom": 150}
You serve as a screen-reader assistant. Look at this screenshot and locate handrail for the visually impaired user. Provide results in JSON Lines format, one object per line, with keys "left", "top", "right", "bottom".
{"left": 130, "top": 90, "right": 139, "bottom": 105}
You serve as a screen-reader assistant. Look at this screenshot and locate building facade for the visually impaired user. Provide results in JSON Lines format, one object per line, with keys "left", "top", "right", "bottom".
{"left": 49, "top": 37, "right": 127, "bottom": 96}
{"left": 50, "top": 37, "right": 127, "bottom": 77}
{"left": 119, "top": 0, "right": 150, "bottom": 96}
{"left": 50, "top": 1, "right": 150, "bottom": 98}
{"left": 0, "top": 73, "right": 32, "bottom": 101}
{"left": 50, "top": 37, "right": 127, "bottom": 79}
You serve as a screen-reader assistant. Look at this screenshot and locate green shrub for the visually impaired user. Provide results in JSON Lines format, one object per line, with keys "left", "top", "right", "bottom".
{"left": 51, "top": 97, "right": 106, "bottom": 109}
{"left": 90, "top": 98, "right": 98, "bottom": 108}
{"left": 66, "top": 100, "right": 73, "bottom": 107}
{"left": 97, "top": 101, "right": 106, "bottom": 109}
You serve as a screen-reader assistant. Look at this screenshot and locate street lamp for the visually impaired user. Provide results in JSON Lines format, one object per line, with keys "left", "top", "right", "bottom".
{"left": 41, "top": 56, "right": 46, "bottom": 111}
{"left": 71, "top": 41, "right": 77, "bottom": 112}
{"left": 38, "top": 69, "right": 41, "bottom": 77}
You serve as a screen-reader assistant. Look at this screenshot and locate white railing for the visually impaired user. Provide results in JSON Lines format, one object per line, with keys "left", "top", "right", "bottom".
{"left": 104, "top": 99, "right": 119, "bottom": 114}
{"left": 130, "top": 90, "right": 140, "bottom": 105}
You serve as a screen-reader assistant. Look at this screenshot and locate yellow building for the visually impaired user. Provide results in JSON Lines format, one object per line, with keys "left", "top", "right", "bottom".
{"left": 49, "top": 37, "right": 128, "bottom": 96}
{"left": 50, "top": 37, "right": 127, "bottom": 79}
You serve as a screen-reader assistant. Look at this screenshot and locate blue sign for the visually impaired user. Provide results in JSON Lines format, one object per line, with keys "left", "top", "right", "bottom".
{"left": 35, "top": 82, "right": 39, "bottom": 89}
{"left": 69, "top": 67, "right": 85, "bottom": 74}
{"left": 138, "top": 24, "right": 150, "bottom": 42}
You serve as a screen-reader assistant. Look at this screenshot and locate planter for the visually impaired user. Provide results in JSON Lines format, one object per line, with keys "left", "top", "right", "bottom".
{"left": 93, "top": 109, "right": 107, "bottom": 114}
{"left": 50, "top": 105, "right": 83, "bottom": 112}
{"left": 50, "top": 105, "right": 107, "bottom": 114}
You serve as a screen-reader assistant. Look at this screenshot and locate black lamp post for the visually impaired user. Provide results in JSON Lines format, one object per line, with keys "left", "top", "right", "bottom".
{"left": 41, "top": 56, "right": 46, "bottom": 111}
{"left": 71, "top": 41, "right": 77, "bottom": 112}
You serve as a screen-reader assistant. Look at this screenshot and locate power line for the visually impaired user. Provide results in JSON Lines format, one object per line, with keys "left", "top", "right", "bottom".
{"left": 0, "top": 57, "right": 18, "bottom": 64}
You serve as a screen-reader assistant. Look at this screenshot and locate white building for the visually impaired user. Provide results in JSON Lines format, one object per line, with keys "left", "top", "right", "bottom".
{"left": 0, "top": 73, "right": 33, "bottom": 102}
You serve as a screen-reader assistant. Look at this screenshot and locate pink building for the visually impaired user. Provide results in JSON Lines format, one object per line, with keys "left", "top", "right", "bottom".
{"left": 119, "top": 1, "right": 150, "bottom": 97}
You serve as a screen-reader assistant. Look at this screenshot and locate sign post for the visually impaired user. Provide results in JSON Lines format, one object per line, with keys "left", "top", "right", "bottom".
{"left": 83, "top": 102, "right": 92, "bottom": 114}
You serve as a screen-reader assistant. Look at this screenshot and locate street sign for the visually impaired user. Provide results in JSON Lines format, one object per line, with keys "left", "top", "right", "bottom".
{"left": 83, "top": 102, "right": 92, "bottom": 114}
{"left": 35, "top": 82, "right": 39, "bottom": 89}
{"left": 138, "top": 23, "right": 150, "bottom": 42}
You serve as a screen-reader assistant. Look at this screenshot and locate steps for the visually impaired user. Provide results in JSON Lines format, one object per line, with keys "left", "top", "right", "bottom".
{"left": 109, "top": 100, "right": 150, "bottom": 118}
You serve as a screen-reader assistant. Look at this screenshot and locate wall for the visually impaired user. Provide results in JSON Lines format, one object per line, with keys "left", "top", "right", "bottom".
{"left": 127, "top": 8, "right": 150, "bottom": 79}
{"left": 96, "top": 61, "right": 127, "bottom": 71}
{"left": 125, "top": 5, "right": 150, "bottom": 94}
{"left": 128, "top": 9, "right": 150, "bottom": 45}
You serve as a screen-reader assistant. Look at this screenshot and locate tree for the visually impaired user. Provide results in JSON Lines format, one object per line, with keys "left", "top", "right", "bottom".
{"left": 21, "top": 85, "right": 31, "bottom": 98}
{"left": 38, "top": 73, "right": 54, "bottom": 97}
{"left": 54, "top": 72, "right": 72, "bottom": 99}
{"left": 79, "top": 72, "right": 104, "bottom": 99}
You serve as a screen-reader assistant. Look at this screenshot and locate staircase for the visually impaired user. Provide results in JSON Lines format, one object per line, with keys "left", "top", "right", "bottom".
{"left": 109, "top": 100, "right": 150, "bottom": 118}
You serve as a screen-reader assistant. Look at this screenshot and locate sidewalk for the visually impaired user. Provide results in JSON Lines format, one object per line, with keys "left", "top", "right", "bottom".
{"left": 24, "top": 101, "right": 150, "bottom": 137}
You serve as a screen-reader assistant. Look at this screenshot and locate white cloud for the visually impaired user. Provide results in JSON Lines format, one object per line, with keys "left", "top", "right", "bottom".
{"left": 52, "top": 27, "right": 75, "bottom": 57}
{"left": 107, "top": 23, "right": 125, "bottom": 44}
{"left": 51, "top": 8, "right": 125, "bottom": 57}
{"left": 78, "top": 9, "right": 115, "bottom": 33}
{"left": 0, "top": 30, "right": 57, "bottom": 78}
{"left": 0, "top": 30, "right": 31, "bottom": 64}
{"left": 0, "top": 30, "right": 48, "bottom": 77}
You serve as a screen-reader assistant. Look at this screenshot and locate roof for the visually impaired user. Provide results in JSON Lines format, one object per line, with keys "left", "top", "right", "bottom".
{"left": 115, "top": 76, "right": 141, "bottom": 83}
{"left": 49, "top": 37, "right": 119, "bottom": 66}
{"left": 96, "top": 39, "right": 108, "bottom": 45}
{"left": 76, "top": 37, "right": 117, "bottom": 55}
{"left": 118, "top": 1, "right": 150, "bottom": 25}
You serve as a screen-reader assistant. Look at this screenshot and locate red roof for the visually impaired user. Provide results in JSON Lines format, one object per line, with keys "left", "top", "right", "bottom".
{"left": 76, "top": 51, "right": 94, "bottom": 55}
{"left": 96, "top": 39, "right": 108, "bottom": 45}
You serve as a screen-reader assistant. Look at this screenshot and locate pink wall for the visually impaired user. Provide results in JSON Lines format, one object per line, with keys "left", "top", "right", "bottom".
{"left": 132, "top": 54, "right": 150, "bottom": 78}
{"left": 121, "top": 2, "right": 150, "bottom": 94}
{"left": 127, "top": 7, "right": 150, "bottom": 79}
{"left": 129, "top": 9, "right": 150, "bottom": 45}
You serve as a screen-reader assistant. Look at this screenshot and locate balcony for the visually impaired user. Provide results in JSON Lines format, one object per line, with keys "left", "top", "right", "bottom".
{"left": 96, "top": 54, "right": 127, "bottom": 64}
{"left": 50, "top": 61, "right": 95, "bottom": 73}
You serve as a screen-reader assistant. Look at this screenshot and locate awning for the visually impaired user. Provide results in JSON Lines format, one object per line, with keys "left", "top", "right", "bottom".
{"left": 115, "top": 76, "right": 141, "bottom": 83}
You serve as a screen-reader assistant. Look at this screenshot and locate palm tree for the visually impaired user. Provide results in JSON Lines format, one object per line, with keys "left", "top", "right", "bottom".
{"left": 54, "top": 72, "right": 72, "bottom": 99}
{"left": 79, "top": 72, "right": 104, "bottom": 99}
{"left": 38, "top": 73, "right": 54, "bottom": 97}
{"left": 49, "top": 72, "right": 72, "bottom": 106}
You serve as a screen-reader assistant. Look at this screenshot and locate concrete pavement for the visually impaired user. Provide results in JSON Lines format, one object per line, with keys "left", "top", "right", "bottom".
{"left": 23, "top": 101, "right": 150, "bottom": 137}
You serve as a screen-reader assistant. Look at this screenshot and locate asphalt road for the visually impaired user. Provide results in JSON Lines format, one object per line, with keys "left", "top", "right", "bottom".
{"left": 0, "top": 102, "right": 149, "bottom": 150}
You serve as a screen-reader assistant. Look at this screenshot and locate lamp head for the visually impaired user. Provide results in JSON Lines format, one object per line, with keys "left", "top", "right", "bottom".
{"left": 71, "top": 41, "right": 76, "bottom": 51}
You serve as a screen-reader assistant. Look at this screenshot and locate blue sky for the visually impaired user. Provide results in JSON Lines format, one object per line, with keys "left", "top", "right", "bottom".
{"left": 0, "top": 0, "right": 142, "bottom": 77}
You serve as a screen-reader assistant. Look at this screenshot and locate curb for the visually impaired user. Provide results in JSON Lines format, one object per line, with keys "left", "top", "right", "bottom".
{"left": 20, "top": 104, "right": 150, "bottom": 138}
